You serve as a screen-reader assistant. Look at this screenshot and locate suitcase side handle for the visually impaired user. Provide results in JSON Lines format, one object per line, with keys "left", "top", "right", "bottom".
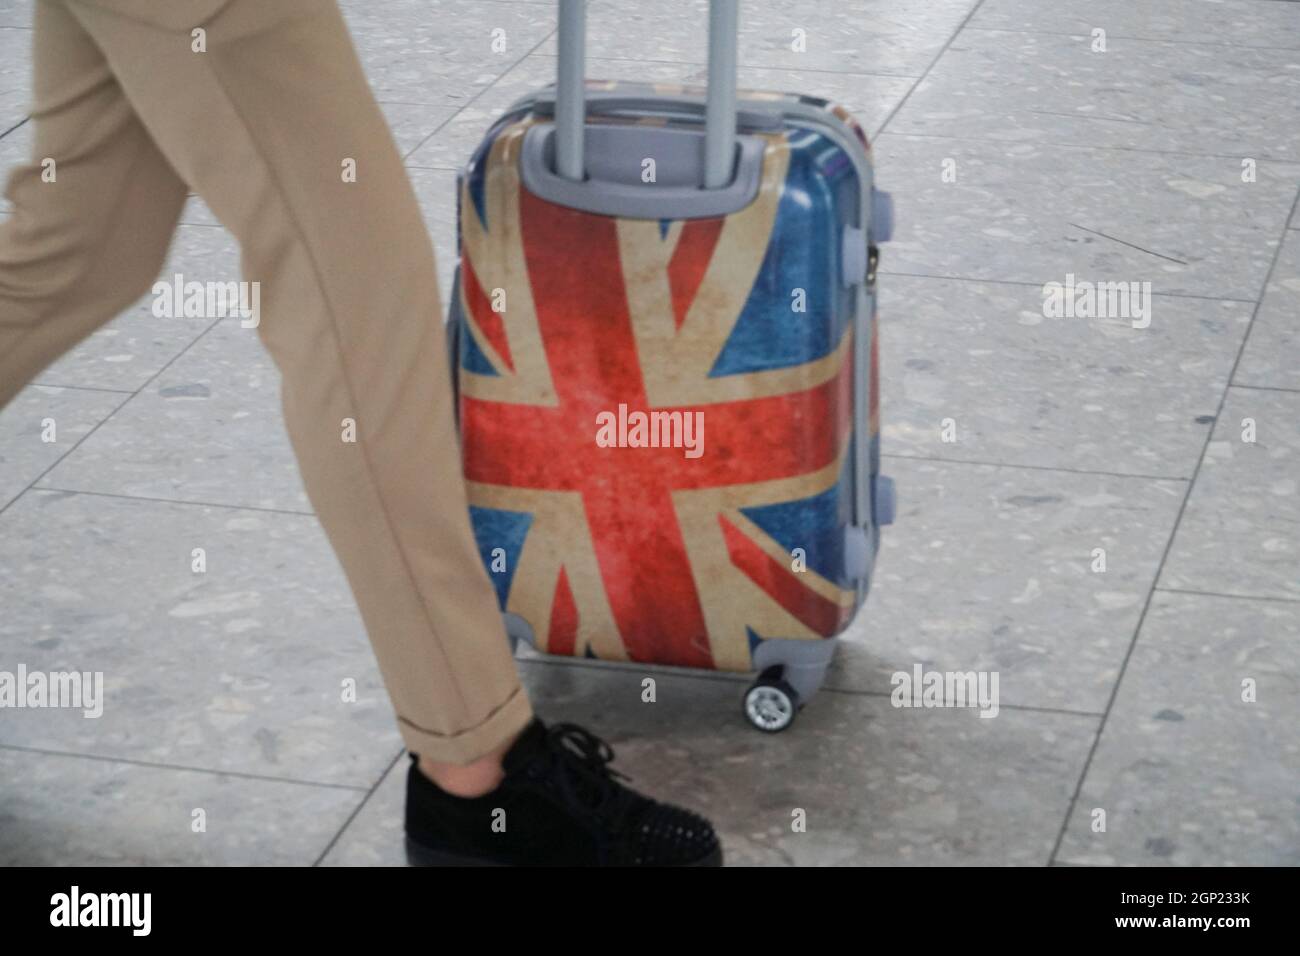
{"left": 532, "top": 93, "right": 783, "bottom": 134}
{"left": 554, "top": 0, "right": 739, "bottom": 189}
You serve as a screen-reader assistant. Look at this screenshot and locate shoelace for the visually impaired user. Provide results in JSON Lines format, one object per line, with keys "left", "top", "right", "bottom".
{"left": 532, "top": 723, "right": 636, "bottom": 830}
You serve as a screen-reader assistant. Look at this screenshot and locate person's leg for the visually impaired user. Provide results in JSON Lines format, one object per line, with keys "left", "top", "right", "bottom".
{"left": 56, "top": 0, "right": 532, "bottom": 767}
{"left": 4, "top": 0, "right": 722, "bottom": 864}
{"left": 0, "top": 0, "right": 187, "bottom": 406}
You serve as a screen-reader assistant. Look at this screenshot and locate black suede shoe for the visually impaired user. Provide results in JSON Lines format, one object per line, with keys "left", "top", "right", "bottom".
{"left": 404, "top": 719, "right": 722, "bottom": 866}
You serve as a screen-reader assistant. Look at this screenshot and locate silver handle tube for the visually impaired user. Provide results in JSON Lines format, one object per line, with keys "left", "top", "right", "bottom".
{"left": 703, "top": 0, "right": 739, "bottom": 189}
{"left": 555, "top": 0, "right": 587, "bottom": 181}
{"left": 554, "top": 0, "right": 739, "bottom": 188}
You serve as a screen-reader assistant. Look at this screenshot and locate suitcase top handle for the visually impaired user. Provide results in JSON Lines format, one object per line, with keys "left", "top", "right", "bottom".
{"left": 555, "top": 0, "right": 739, "bottom": 189}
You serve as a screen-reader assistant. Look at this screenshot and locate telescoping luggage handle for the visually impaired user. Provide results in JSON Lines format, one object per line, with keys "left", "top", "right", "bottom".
{"left": 555, "top": 0, "right": 739, "bottom": 188}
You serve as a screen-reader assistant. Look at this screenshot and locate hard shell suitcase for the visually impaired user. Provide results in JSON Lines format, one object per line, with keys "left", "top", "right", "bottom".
{"left": 446, "top": 0, "right": 896, "bottom": 731}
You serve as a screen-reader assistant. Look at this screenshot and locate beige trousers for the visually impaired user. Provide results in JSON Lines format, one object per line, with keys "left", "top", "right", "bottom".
{"left": 0, "top": 0, "right": 532, "bottom": 764}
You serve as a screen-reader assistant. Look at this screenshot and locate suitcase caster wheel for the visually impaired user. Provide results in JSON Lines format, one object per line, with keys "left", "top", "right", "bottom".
{"left": 743, "top": 668, "right": 799, "bottom": 733}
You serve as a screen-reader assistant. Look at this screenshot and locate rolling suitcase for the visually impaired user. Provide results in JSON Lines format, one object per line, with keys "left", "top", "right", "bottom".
{"left": 446, "top": 0, "right": 895, "bottom": 731}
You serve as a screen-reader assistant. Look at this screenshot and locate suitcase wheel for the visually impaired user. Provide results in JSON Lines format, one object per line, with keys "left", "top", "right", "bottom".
{"left": 743, "top": 667, "right": 800, "bottom": 733}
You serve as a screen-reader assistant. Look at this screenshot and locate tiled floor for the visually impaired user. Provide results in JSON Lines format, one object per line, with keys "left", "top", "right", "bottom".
{"left": 1, "top": 0, "right": 1297, "bottom": 866}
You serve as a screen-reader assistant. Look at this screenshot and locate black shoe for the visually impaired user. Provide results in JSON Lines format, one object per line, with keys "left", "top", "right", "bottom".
{"left": 404, "top": 719, "right": 722, "bottom": 866}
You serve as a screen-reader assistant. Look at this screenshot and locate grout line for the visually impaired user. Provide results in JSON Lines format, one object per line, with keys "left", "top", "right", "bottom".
{"left": 0, "top": 742, "right": 371, "bottom": 792}
{"left": 876, "top": 0, "right": 991, "bottom": 138}
{"left": 880, "top": 453, "right": 1191, "bottom": 484}
{"left": 0, "top": 391, "right": 135, "bottom": 521}
{"left": 1046, "top": 180, "right": 1300, "bottom": 866}
{"left": 0, "top": 314, "right": 224, "bottom": 521}
{"left": 1228, "top": 383, "right": 1300, "bottom": 395}
{"left": 879, "top": 270, "right": 1259, "bottom": 304}
{"left": 313, "top": 748, "right": 406, "bottom": 866}
{"left": 27, "top": 382, "right": 135, "bottom": 395}
{"left": 1067, "top": 222, "right": 1187, "bottom": 265}
{"left": 400, "top": 25, "right": 558, "bottom": 162}
{"left": 960, "top": 24, "right": 1300, "bottom": 54}
{"left": 0, "top": 115, "right": 28, "bottom": 141}
{"left": 31, "top": 486, "right": 315, "bottom": 517}
{"left": 875, "top": 129, "right": 1300, "bottom": 167}
{"left": 1155, "top": 586, "right": 1300, "bottom": 606}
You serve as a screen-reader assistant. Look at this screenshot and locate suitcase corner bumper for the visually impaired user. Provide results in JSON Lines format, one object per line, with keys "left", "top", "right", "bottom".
{"left": 871, "top": 188, "right": 894, "bottom": 244}
{"left": 874, "top": 474, "right": 896, "bottom": 527}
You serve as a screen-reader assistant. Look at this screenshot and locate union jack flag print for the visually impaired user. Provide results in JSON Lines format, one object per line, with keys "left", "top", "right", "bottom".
{"left": 453, "top": 108, "right": 881, "bottom": 673}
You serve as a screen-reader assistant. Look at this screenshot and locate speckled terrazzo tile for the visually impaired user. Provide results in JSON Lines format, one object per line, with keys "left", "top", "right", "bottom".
{"left": 0, "top": 0, "right": 31, "bottom": 29}
{"left": 0, "top": 95, "right": 25, "bottom": 133}
{"left": 339, "top": 0, "right": 554, "bottom": 107}
{"left": 828, "top": 458, "right": 1186, "bottom": 713}
{"left": 0, "top": 25, "right": 32, "bottom": 125}
{"left": 1234, "top": 230, "right": 1300, "bottom": 391}
{"left": 37, "top": 318, "right": 310, "bottom": 512}
{"left": 1056, "top": 591, "right": 1300, "bottom": 866}
{"left": 0, "top": 489, "right": 404, "bottom": 787}
{"left": 0, "top": 112, "right": 26, "bottom": 154}
{"left": 878, "top": 275, "right": 1250, "bottom": 477}
{"left": 971, "top": 0, "right": 1300, "bottom": 50}
{"left": 403, "top": 52, "right": 556, "bottom": 171}
{"left": 0, "top": 385, "right": 123, "bottom": 510}
{"left": 874, "top": 134, "right": 1300, "bottom": 300}
{"left": 323, "top": 659, "right": 1097, "bottom": 866}
{"left": 0, "top": 115, "right": 31, "bottom": 213}
{"left": 888, "top": 30, "right": 1300, "bottom": 161}
{"left": 380, "top": 101, "right": 460, "bottom": 158}
{"left": 0, "top": 748, "right": 366, "bottom": 865}
{"left": 179, "top": 193, "right": 221, "bottom": 228}
{"left": 32, "top": 306, "right": 213, "bottom": 393}
{"left": 1160, "top": 388, "right": 1300, "bottom": 601}
{"left": 318, "top": 754, "right": 407, "bottom": 865}
{"left": 406, "top": 51, "right": 913, "bottom": 172}
{"left": 537, "top": 0, "right": 978, "bottom": 77}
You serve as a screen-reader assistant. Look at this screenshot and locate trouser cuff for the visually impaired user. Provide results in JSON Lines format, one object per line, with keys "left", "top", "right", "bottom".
{"left": 396, "top": 684, "right": 534, "bottom": 765}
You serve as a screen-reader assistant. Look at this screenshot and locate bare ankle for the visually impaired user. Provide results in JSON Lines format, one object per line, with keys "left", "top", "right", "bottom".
{"left": 418, "top": 753, "right": 505, "bottom": 797}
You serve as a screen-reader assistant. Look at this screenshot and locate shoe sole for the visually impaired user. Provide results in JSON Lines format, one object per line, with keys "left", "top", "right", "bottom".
{"left": 404, "top": 835, "right": 723, "bottom": 867}
{"left": 404, "top": 836, "right": 505, "bottom": 867}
